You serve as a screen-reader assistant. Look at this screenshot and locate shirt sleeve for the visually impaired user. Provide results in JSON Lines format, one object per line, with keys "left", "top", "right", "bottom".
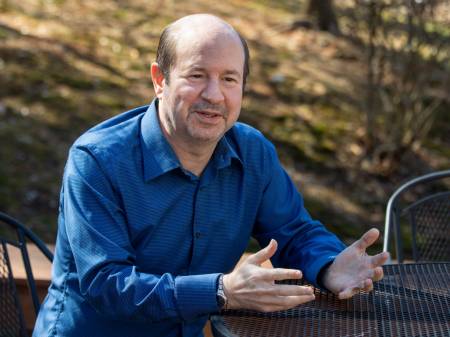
{"left": 252, "top": 140, "right": 346, "bottom": 287}
{"left": 62, "top": 146, "right": 220, "bottom": 322}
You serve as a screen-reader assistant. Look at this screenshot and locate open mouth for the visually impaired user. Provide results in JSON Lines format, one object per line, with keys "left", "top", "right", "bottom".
{"left": 195, "top": 110, "right": 222, "bottom": 119}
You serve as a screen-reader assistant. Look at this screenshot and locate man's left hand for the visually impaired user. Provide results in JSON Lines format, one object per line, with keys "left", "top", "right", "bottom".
{"left": 322, "top": 228, "right": 389, "bottom": 299}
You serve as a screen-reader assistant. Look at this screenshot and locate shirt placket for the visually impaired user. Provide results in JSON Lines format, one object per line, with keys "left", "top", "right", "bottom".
{"left": 189, "top": 181, "right": 207, "bottom": 275}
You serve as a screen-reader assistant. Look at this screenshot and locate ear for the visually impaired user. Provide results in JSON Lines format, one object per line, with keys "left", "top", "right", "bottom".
{"left": 151, "top": 62, "right": 166, "bottom": 99}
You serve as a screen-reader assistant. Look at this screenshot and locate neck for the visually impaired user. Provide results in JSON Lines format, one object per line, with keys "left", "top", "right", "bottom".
{"left": 167, "top": 136, "right": 217, "bottom": 176}
{"left": 158, "top": 115, "right": 218, "bottom": 177}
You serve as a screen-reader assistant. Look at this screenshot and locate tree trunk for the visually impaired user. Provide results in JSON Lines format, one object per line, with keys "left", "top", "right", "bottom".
{"left": 307, "top": 0, "right": 340, "bottom": 35}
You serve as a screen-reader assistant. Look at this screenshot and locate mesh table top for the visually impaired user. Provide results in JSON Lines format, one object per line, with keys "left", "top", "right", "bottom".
{"left": 212, "top": 263, "right": 450, "bottom": 337}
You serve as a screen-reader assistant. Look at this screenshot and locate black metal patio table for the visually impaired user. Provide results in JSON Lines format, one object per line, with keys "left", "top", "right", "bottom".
{"left": 210, "top": 263, "right": 450, "bottom": 337}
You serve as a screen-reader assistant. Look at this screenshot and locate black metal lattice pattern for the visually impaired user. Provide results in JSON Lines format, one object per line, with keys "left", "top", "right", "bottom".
{"left": 218, "top": 263, "right": 450, "bottom": 337}
{"left": 0, "top": 241, "right": 26, "bottom": 337}
{"left": 406, "top": 194, "right": 450, "bottom": 262}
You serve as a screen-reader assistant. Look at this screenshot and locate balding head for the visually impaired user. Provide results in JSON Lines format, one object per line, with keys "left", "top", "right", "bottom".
{"left": 156, "top": 14, "right": 250, "bottom": 88}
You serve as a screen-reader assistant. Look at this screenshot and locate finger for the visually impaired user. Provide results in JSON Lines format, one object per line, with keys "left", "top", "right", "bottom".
{"left": 354, "top": 228, "right": 380, "bottom": 251}
{"left": 362, "top": 279, "right": 374, "bottom": 293}
{"left": 246, "top": 239, "right": 277, "bottom": 265}
{"left": 372, "top": 266, "right": 384, "bottom": 282}
{"left": 371, "top": 251, "right": 389, "bottom": 267}
{"left": 279, "top": 294, "right": 316, "bottom": 308}
{"left": 338, "top": 286, "right": 360, "bottom": 300}
{"left": 267, "top": 284, "right": 314, "bottom": 297}
{"left": 338, "top": 286, "right": 357, "bottom": 300}
{"left": 257, "top": 294, "right": 316, "bottom": 312}
{"left": 261, "top": 268, "right": 302, "bottom": 281}
{"left": 359, "top": 267, "right": 382, "bottom": 283}
{"left": 338, "top": 279, "right": 371, "bottom": 299}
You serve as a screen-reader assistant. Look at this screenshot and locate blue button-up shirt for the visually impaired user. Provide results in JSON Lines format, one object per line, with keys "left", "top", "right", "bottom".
{"left": 33, "top": 99, "right": 345, "bottom": 337}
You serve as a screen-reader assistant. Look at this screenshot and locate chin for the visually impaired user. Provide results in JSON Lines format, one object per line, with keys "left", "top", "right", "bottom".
{"left": 188, "top": 127, "right": 226, "bottom": 143}
{"left": 191, "top": 134, "right": 222, "bottom": 143}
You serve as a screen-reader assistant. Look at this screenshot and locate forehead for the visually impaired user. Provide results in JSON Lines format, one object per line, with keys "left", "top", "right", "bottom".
{"left": 173, "top": 29, "right": 245, "bottom": 74}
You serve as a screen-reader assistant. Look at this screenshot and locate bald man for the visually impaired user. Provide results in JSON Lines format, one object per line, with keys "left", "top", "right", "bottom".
{"left": 33, "top": 14, "right": 388, "bottom": 337}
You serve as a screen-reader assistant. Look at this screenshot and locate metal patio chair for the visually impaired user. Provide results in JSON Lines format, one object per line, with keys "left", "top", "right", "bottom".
{"left": 383, "top": 169, "right": 450, "bottom": 263}
{"left": 0, "top": 212, "right": 53, "bottom": 337}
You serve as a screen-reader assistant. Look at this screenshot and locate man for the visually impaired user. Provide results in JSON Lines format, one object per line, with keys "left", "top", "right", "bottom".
{"left": 33, "top": 14, "right": 388, "bottom": 337}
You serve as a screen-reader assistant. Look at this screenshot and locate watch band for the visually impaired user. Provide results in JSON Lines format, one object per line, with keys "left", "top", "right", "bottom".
{"left": 216, "top": 274, "right": 227, "bottom": 310}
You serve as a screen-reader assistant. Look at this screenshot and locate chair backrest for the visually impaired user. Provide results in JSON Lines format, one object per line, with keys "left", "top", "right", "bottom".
{"left": 383, "top": 170, "right": 450, "bottom": 263}
{"left": 0, "top": 212, "right": 53, "bottom": 337}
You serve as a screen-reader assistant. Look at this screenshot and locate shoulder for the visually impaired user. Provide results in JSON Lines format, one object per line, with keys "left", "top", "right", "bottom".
{"left": 225, "top": 122, "right": 278, "bottom": 178}
{"left": 71, "top": 105, "right": 147, "bottom": 161}
{"left": 226, "top": 122, "right": 277, "bottom": 159}
{"left": 65, "top": 105, "right": 148, "bottom": 183}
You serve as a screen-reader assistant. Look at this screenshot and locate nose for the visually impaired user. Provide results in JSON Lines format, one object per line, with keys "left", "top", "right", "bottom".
{"left": 200, "top": 78, "right": 225, "bottom": 104}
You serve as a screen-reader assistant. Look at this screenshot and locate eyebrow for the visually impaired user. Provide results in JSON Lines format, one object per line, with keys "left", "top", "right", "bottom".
{"left": 189, "top": 66, "right": 242, "bottom": 78}
{"left": 223, "top": 70, "right": 242, "bottom": 78}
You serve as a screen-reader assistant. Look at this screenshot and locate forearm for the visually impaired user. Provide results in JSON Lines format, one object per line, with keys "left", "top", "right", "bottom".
{"left": 253, "top": 142, "right": 346, "bottom": 286}
{"left": 81, "top": 264, "right": 221, "bottom": 322}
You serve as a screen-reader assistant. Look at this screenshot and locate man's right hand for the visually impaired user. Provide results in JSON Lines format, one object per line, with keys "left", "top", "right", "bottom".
{"left": 222, "top": 239, "right": 315, "bottom": 312}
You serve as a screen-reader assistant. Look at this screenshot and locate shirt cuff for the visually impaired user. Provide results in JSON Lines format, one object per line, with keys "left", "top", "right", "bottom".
{"left": 174, "top": 273, "right": 221, "bottom": 322}
{"left": 304, "top": 254, "right": 337, "bottom": 289}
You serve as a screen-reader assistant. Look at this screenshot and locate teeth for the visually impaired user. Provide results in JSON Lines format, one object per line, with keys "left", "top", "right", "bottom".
{"left": 199, "top": 111, "right": 218, "bottom": 118}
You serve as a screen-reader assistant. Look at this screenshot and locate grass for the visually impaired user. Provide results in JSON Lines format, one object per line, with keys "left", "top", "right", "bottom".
{"left": 0, "top": 0, "right": 448, "bottom": 256}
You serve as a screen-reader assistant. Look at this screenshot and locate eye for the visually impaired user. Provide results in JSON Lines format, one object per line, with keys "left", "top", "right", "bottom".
{"left": 224, "top": 76, "right": 237, "bottom": 83}
{"left": 190, "top": 73, "right": 204, "bottom": 79}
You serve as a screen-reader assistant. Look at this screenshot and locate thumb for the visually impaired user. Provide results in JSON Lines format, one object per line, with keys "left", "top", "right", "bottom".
{"left": 246, "top": 239, "right": 277, "bottom": 265}
{"left": 353, "top": 228, "right": 379, "bottom": 251}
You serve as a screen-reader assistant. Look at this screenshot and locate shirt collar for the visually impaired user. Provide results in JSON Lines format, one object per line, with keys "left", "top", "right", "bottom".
{"left": 141, "top": 99, "right": 181, "bottom": 181}
{"left": 211, "top": 134, "right": 242, "bottom": 170}
{"left": 140, "top": 99, "right": 242, "bottom": 182}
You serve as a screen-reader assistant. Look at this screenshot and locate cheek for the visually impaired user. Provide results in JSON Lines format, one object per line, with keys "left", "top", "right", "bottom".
{"left": 164, "top": 83, "right": 199, "bottom": 105}
{"left": 227, "top": 91, "right": 243, "bottom": 116}
{"left": 162, "top": 87, "right": 176, "bottom": 108}
{"left": 177, "top": 84, "right": 201, "bottom": 103}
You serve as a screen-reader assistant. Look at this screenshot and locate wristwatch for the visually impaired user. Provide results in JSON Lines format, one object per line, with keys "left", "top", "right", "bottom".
{"left": 216, "top": 274, "right": 227, "bottom": 309}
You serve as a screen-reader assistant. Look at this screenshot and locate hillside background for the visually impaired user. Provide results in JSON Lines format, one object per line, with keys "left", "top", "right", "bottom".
{"left": 1, "top": 0, "right": 449, "bottom": 255}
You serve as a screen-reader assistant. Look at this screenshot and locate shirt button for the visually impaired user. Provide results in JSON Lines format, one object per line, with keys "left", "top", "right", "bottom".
{"left": 195, "top": 232, "right": 201, "bottom": 239}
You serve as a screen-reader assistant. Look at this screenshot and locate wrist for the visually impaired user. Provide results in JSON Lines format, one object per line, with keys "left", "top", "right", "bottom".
{"left": 222, "top": 274, "right": 236, "bottom": 310}
{"left": 216, "top": 274, "right": 228, "bottom": 310}
{"left": 318, "top": 261, "right": 333, "bottom": 291}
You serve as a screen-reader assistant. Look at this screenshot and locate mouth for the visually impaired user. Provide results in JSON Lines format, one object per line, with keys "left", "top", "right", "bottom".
{"left": 195, "top": 110, "right": 223, "bottom": 119}
{"left": 193, "top": 110, "right": 225, "bottom": 125}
